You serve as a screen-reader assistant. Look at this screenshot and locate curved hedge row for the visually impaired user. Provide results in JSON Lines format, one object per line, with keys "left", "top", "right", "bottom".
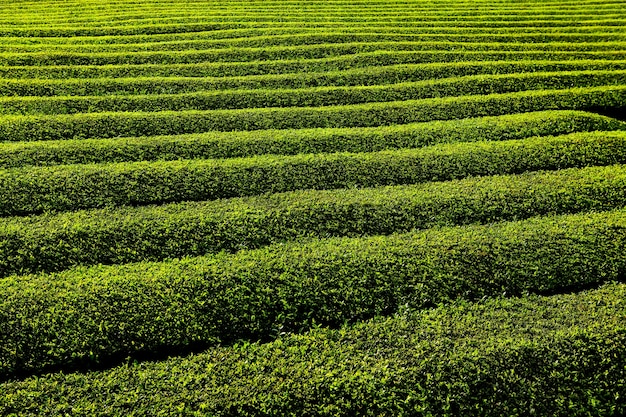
{"left": 2, "top": 46, "right": 625, "bottom": 66}
{"left": 23, "top": 15, "right": 553, "bottom": 30}
{"left": 1, "top": 282, "right": 624, "bottom": 416}
{"left": 5, "top": 12, "right": 624, "bottom": 28}
{"left": 1, "top": 164, "right": 625, "bottom": 277}
{"left": 1, "top": 110, "right": 621, "bottom": 168}
{"left": 1, "top": 86, "right": 624, "bottom": 141}
{"left": 2, "top": 21, "right": 624, "bottom": 38}
{"left": 1, "top": 208, "right": 625, "bottom": 379}
{"left": 4, "top": 60, "right": 626, "bottom": 97}
{"left": 1, "top": 132, "right": 625, "bottom": 216}
{"left": 2, "top": 20, "right": 622, "bottom": 45}
{"left": 0, "top": 22, "right": 251, "bottom": 38}
{"left": 3, "top": 35, "right": 625, "bottom": 53}
{"left": 3, "top": 2, "right": 622, "bottom": 15}
{"left": 4, "top": 7, "right": 622, "bottom": 18}
{"left": 0, "top": 21, "right": 623, "bottom": 47}
{"left": 14, "top": 17, "right": 622, "bottom": 28}
{"left": 4, "top": 55, "right": 625, "bottom": 80}
{"left": 3, "top": 70, "right": 625, "bottom": 116}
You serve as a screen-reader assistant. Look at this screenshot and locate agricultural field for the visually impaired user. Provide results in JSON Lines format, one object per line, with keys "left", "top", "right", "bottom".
{"left": 0, "top": 0, "right": 625, "bottom": 415}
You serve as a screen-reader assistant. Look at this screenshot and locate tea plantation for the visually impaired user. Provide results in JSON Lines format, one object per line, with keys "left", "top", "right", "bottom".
{"left": 0, "top": 0, "right": 625, "bottom": 415}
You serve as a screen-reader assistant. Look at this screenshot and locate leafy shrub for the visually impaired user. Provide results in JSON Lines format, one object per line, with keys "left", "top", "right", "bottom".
{"left": 0, "top": 110, "right": 622, "bottom": 168}
{"left": 1, "top": 208, "right": 625, "bottom": 379}
{"left": 1, "top": 163, "right": 626, "bottom": 277}
{"left": 1, "top": 132, "right": 625, "bottom": 216}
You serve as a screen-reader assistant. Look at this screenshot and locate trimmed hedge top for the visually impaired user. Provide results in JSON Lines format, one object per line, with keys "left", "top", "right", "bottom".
{"left": 0, "top": 281, "right": 624, "bottom": 416}
{"left": 1, "top": 0, "right": 626, "bottom": 413}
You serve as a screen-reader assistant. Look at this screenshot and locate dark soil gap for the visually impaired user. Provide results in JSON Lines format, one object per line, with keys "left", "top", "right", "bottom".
{"left": 585, "top": 106, "right": 626, "bottom": 122}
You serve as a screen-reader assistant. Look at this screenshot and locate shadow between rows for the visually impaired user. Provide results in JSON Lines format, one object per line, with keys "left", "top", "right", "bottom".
{"left": 2, "top": 277, "right": 622, "bottom": 384}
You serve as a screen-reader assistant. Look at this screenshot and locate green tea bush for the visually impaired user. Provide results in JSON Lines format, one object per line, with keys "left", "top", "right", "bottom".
{"left": 0, "top": 132, "right": 625, "bottom": 216}
{"left": 1, "top": 209, "right": 625, "bottom": 379}
{"left": 2, "top": 57, "right": 626, "bottom": 81}
{"left": 3, "top": 34, "right": 625, "bottom": 54}
{"left": 2, "top": 60, "right": 626, "bottom": 96}
{"left": 1, "top": 110, "right": 621, "bottom": 168}
{"left": 2, "top": 45, "right": 625, "bottom": 66}
{"left": 1, "top": 163, "right": 625, "bottom": 277}
{"left": 2, "top": 70, "right": 625, "bottom": 115}
{"left": 2, "top": 0, "right": 626, "bottom": 412}
{"left": 1, "top": 282, "right": 624, "bottom": 416}
{"left": 0, "top": 86, "right": 624, "bottom": 141}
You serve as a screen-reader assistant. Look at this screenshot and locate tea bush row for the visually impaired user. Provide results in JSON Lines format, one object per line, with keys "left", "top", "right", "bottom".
{"left": 1, "top": 86, "right": 624, "bottom": 141}
{"left": 1, "top": 132, "right": 625, "bottom": 216}
{"left": 3, "top": 70, "right": 624, "bottom": 116}
{"left": 1, "top": 282, "right": 624, "bottom": 416}
{"left": 1, "top": 110, "right": 621, "bottom": 168}
{"left": 1, "top": 164, "right": 625, "bottom": 277}
{"left": 3, "top": 60, "right": 626, "bottom": 96}
{"left": 3, "top": 35, "right": 624, "bottom": 53}
{"left": 0, "top": 22, "right": 622, "bottom": 49}
{"left": 3, "top": 54, "right": 624, "bottom": 80}
{"left": 2, "top": 46, "right": 624, "bottom": 66}
{"left": 2, "top": 19, "right": 623, "bottom": 38}
{"left": 1, "top": 208, "right": 625, "bottom": 379}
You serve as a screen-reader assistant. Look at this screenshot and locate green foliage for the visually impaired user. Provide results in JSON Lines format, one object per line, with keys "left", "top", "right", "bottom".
{"left": 3, "top": 57, "right": 625, "bottom": 80}
{"left": 1, "top": 38, "right": 625, "bottom": 62}
{"left": 4, "top": 35, "right": 626, "bottom": 54}
{"left": 1, "top": 282, "right": 624, "bottom": 416}
{"left": 2, "top": 70, "right": 625, "bottom": 116}
{"left": 1, "top": 86, "right": 624, "bottom": 141}
{"left": 2, "top": 0, "right": 626, "bottom": 412}
{"left": 0, "top": 132, "right": 625, "bottom": 216}
{"left": 1, "top": 163, "right": 626, "bottom": 277}
{"left": 0, "top": 110, "right": 622, "bottom": 168}
{"left": 1, "top": 208, "right": 625, "bottom": 379}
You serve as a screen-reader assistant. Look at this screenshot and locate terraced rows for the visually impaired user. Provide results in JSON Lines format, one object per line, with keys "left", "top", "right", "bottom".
{"left": 0, "top": 0, "right": 625, "bottom": 415}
